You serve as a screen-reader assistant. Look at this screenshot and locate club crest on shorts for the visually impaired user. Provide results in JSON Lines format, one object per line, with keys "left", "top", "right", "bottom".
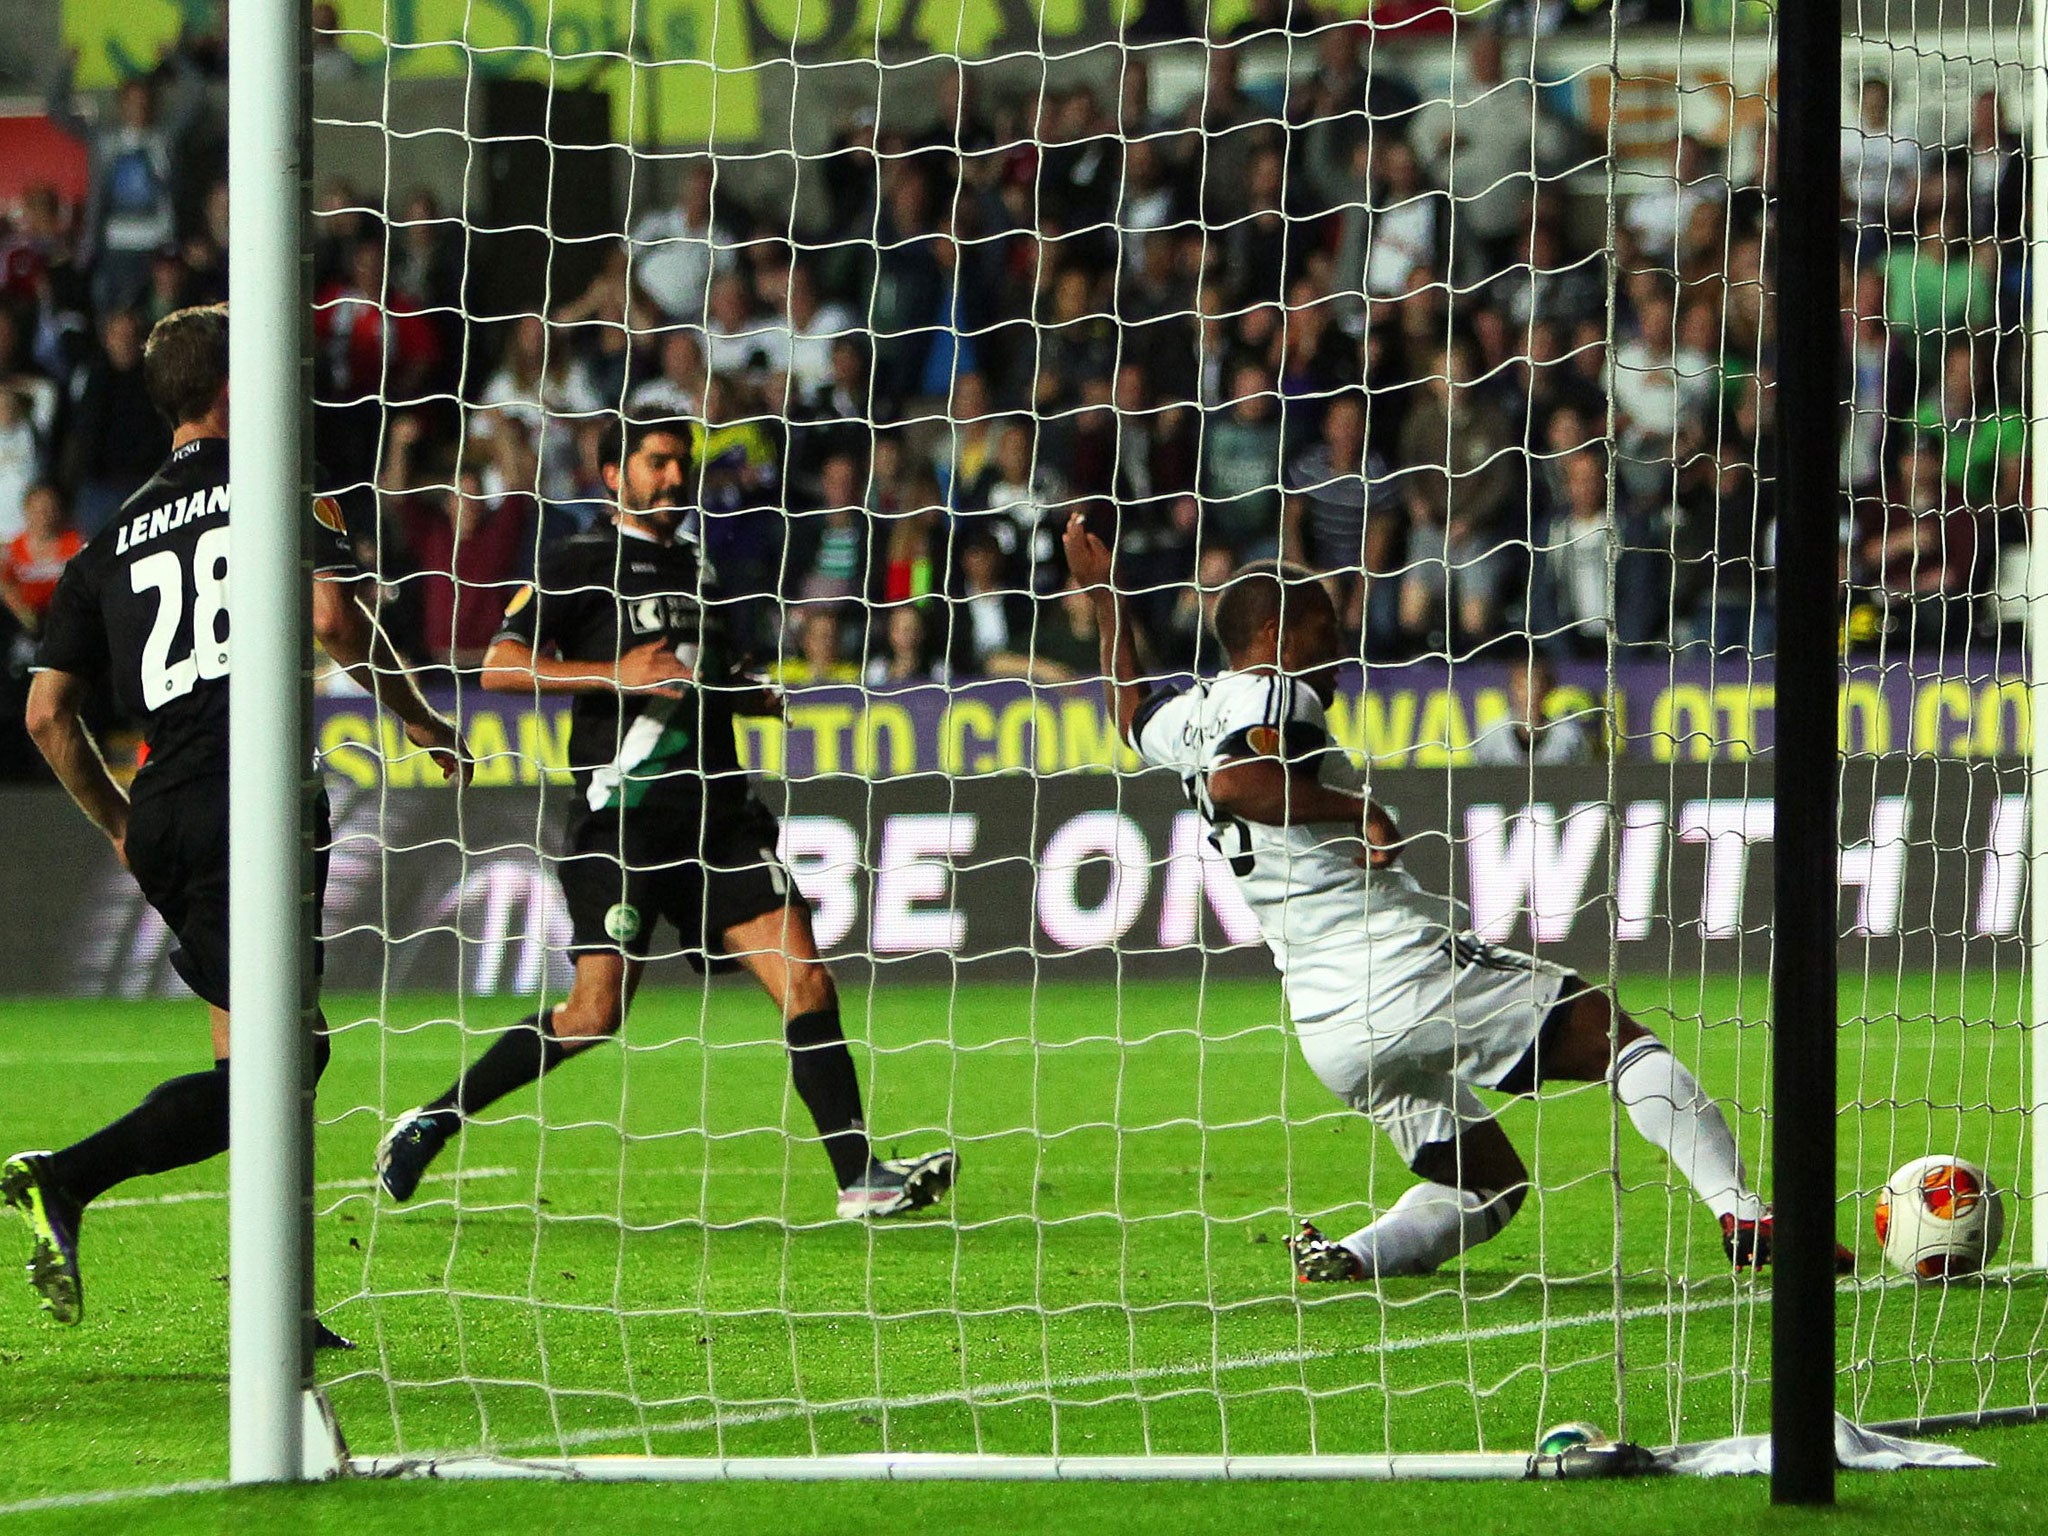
{"left": 603, "top": 903, "right": 641, "bottom": 942}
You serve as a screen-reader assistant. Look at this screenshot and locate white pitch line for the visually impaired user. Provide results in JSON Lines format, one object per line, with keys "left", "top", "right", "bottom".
{"left": 0, "top": 1479, "right": 227, "bottom": 1519}
{"left": 93, "top": 1167, "right": 520, "bottom": 1210}
{"left": 398, "top": 1285, "right": 1771, "bottom": 1461}
{"left": 0, "top": 1052, "right": 199, "bottom": 1067}
{"left": 88, "top": 1164, "right": 873, "bottom": 1210}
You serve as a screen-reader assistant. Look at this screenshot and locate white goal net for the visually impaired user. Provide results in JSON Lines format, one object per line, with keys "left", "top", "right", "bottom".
{"left": 279, "top": 0, "right": 2048, "bottom": 1474}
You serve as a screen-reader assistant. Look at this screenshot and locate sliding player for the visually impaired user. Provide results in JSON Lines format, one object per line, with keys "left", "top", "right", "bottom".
{"left": 1062, "top": 513, "right": 1848, "bottom": 1278}
{"left": 5, "top": 304, "right": 467, "bottom": 1331}
{"left": 375, "top": 417, "right": 956, "bottom": 1220}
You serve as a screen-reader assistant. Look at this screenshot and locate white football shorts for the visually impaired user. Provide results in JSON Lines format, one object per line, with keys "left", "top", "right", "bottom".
{"left": 1294, "top": 935, "right": 1575, "bottom": 1165}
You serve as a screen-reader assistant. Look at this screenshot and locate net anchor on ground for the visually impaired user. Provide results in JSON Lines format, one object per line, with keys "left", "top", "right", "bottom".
{"left": 302, "top": 1391, "right": 350, "bottom": 1481}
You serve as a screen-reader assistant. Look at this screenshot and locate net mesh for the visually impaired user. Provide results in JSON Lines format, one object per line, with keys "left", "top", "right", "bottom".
{"left": 285, "top": 0, "right": 2048, "bottom": 1466}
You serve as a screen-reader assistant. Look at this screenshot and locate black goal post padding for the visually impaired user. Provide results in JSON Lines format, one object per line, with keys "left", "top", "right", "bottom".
{"left": 1769, "top": 0, "right": 1845, "bottom": 1509}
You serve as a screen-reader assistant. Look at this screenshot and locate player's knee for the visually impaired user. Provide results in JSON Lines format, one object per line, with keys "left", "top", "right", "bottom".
{"left": 1541, "top": 988, "right": 1650, "bottom": 1084}
{"left": 552, "top": 999, "right": 623, "bottom": 1040}
{"left": 1610, "top": 1010, "right": 1656, "bottom": 1054}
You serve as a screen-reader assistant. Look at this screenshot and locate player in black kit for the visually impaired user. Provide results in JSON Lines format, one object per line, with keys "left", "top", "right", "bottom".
{"left": 1, "top": 305, "right": 468, "bottom": 1330}
{"left": 375, "top": 417, "right": 956, "bottom": 1220}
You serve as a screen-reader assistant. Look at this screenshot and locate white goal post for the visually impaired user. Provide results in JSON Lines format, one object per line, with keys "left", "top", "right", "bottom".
{"left": 200, "top": 0, "right": 2048, "bottom": 1486}
{"left": 226, "top": 0, "right": 316, "bottom": 1485}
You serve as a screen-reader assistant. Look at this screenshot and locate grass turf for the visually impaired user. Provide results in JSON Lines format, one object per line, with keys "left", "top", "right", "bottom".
{"left": 7, "top": 1439, "right": 2048, "bottom": 1536}
{"left": 0, "top": 968, "right": 2039, "bottom": 1532}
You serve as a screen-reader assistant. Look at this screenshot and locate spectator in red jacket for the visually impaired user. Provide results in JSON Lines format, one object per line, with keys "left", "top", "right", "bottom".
{"left": 394, "top": 466, "right": 535, "bottom": 669}
{"left": 316, "top": 238, "right": 442, "bottom": 482}
{"left": 0, "top": 482, "right": 82, "bottom": 635}
{"left": 316, "top": 238, "right": 442, "bottom": 403}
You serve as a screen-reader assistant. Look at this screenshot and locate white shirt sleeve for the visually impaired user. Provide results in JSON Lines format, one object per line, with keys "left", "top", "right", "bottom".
{"left": 1130, "top": 684, "right": 1201, "bottom": 774}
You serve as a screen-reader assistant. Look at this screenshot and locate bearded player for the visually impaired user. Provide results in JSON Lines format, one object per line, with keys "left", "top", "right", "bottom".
{"left": 1062, "top": 513, "right": 1850, "bottom": 1278}
{"left": 4, "top": 304, "right": 467, "bottom": 1330}
{"left": 375, "top": 417, "right": 956, "bottom": 1220}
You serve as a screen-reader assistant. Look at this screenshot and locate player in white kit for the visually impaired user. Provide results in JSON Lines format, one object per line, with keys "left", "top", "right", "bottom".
{"left": 1062, "top": 514, "right": 1849, "bottom": 1279}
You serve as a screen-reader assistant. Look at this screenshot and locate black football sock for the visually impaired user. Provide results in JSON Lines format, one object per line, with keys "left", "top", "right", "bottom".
{"left": 47, "top": 1061, "right": 231, "bottom": 1209}
{"left": 427, "top": 1011, "right": 570, "bottom": 1121}
{"left": 785, "top": 1008, "right": 873, "bottom": 1187}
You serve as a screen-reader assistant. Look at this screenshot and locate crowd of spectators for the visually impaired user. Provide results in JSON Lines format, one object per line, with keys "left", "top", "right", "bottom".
{"left": 0, "top": 16, "right": 2032, "bottom": 776}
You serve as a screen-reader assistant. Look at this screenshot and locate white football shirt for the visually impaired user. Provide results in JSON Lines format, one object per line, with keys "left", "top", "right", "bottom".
{"left": 1132, "top": 668, "right": 1459, "bottom": 1031}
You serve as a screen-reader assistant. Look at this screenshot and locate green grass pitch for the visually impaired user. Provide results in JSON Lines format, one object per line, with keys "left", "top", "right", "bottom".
{"left": 0, "top": 968, "right": 2043, "bottom": 1534}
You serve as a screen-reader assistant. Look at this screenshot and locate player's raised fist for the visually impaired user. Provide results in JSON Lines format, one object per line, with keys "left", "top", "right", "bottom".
{"left": 616, "top": 638, "right": 693, "bottom": 696}
{"left": 1062, "top": 510, "right": 1112, "bottom": 588}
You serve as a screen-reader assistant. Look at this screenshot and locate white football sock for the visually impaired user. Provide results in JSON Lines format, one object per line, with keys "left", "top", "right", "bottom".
{"left": 1338, "top": 1180, "right": 1516, "bottom": 1278}
{"left": 1610, "top": 1036, "right": 1760, "bottom": 1222}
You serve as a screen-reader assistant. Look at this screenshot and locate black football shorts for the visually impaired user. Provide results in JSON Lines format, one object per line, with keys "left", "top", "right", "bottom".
{"left": 124, "top": 779, "right": 331, "bottom": 1010}
{"left": 557, "top": 796, "right": 806, "bottom": 968}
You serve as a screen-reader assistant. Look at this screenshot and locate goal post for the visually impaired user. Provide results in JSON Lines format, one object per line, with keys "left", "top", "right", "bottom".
{"left": 226, "top": 0, "right": 316, "bottom": 1485}
{"left": 1768, "top": 0, "right": 1842, "bottom": 1506}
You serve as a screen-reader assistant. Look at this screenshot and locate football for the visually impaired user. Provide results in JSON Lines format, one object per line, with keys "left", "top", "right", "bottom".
{"left": 1875, "top": 1156, "right": 2005, "bottom": 1281}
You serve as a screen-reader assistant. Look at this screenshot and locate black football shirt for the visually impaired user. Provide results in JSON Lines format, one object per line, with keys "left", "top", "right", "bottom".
{"left": 35, "top": 437, "right": 358, "bottom": 794}
{"left": 492, "top": 521, "right": 748, "bottom": 822}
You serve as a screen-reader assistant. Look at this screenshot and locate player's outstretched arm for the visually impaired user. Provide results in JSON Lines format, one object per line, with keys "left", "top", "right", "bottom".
{"left": 478, "top": 635, "right": 692, "bottom": 698}
{"left": 1061, "top": 511, "right": 1149, "bottom": 744}
{"left": 24, "top": 668, "right": 130, "bottom": 862}
{"left": 312, "top": 574, "right": 471, "bottom": 783}
{"left": 1209, "top": 755, "right": 1403, "bottom": 868}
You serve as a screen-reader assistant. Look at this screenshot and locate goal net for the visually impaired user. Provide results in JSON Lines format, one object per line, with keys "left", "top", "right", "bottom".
{"left": 282, "top": 0, "right": 2044, "bottom": 1475}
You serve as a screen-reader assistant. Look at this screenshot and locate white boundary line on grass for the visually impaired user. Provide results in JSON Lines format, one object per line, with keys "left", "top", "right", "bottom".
{"left": 86, "top": 1165, "right": 830, "bottom": 1210}
{"left": 388, "top": 1284, "right": 1773, "bottom": 1462}
{"left": 0, "top": 1479, "right": 229, "bottom": 1518}
{"left": 93, "top": 1167, "right": 520, "bottom": 1209}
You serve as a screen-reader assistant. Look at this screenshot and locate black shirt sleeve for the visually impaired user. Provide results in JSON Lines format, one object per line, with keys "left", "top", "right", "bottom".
{"left": 309, "top": 493, "right": 360, "bottom": 577}
{"left": 1128, "top": 685, "right": 1184, "bottom": 757}
{"left": 492, "top": 542, "right": 562, "bottom": 653}
{"left": 33, "top": 548, "right": 109, "bottom": 679}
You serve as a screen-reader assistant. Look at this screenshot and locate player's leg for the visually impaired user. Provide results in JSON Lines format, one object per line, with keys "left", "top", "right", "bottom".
{"left": 722, "top": 901, "right": 956, "bottom": 1219}
{"left": 722, "top": 903, "right": 868, "bottom": 1187}
{"left": 1292, "top": 1081, "right": 1529, "bottom": 1281}
{"left": 5, "top": 791, "right": 256, "bottom": 1322}
{"left": 34, "top": 998, "right": 333, "bottom": 1188}
{"left": 379, "top": 823, "right": 644, "bottom": 1201}
{"left": 1499, "top": 983, "right": 1761, "bottom": 1227}
{"left": 433, "top": 950, "right": 640, "bottom": 1111}
{"left": 2, "top": 1006, "right": 237, "bottom": 1326}
{"left": 1323, "top": 1120, "right": 1529, "bottom": 1280}
{"left": 1289, "top": 1023, "right": 1527, "bottom": 1281}
{"left": 6, "top": 791, "right": 355, "bottom": 1327}
{"left": 1496, "top": 980, "right": 1851, "bottom": 1269}
{"left": 377, "top": 952, "right": 640, "bottom": 1202}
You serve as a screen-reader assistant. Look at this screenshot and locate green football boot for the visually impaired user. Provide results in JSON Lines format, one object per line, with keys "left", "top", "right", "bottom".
{"left": 1, "top": 1153, "right": 83, "bottom": 1325}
